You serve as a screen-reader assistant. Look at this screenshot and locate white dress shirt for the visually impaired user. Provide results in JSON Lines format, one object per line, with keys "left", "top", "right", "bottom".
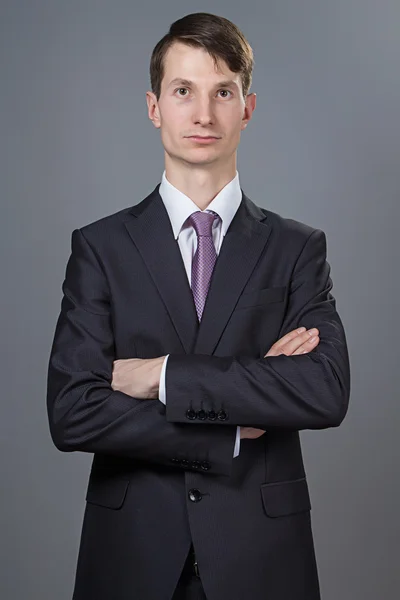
{"left": 157, "top": 169, "right": 242, "bottom": 458}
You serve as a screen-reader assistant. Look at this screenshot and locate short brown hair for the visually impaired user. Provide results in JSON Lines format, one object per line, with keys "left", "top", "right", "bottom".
{"left": 150, "top": 12, "right": 254, "bottom": 101}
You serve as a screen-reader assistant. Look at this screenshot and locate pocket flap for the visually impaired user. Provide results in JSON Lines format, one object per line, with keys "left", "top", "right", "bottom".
{"left": 236, "top": 286, "right": 286, "bottom": 310}
{"left": 260, "top": 477, "right": 311, "bottom": 517}
{"left": 85, "top": 474, "right": 130, "bottom": 509}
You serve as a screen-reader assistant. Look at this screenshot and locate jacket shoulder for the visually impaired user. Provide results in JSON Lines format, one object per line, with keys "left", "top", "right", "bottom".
{"left": 244, "top": 194, "right": 321, "bottom": 241}
{"left": 242, "top": 192, "right": 327, "bottom": 259}
{"left": 76, "top": 205, "right": 132, "bottom": 239}
{"left": 259, "top": 206, "right": 319, "bottom": 239}
{"left": 76, "top": 185, "right": 159, "bottom": 241}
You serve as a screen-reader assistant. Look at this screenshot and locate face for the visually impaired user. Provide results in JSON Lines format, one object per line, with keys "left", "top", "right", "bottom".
{"left": 146, "top": 42, "right": 256, "bottom": 168}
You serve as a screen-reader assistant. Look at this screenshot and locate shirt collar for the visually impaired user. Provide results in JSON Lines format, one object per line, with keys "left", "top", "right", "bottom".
{"left": 158, "top": 169, "right": 242, "bottom": 240}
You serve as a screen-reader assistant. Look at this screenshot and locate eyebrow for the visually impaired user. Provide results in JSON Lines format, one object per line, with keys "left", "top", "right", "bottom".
{"left": 167, "top": 77, "right": 239, "bottom": 90}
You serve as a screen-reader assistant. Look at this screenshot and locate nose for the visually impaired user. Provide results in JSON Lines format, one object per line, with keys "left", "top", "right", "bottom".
{"left": 192, "top": 95, "right": 215, "bottom": 126}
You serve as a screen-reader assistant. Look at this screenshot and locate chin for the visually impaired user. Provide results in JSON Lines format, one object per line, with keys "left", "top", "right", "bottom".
{"left": 167, "top": 147, "right": 222, "bottom": 167}
{"left": 184, "top": 156, "right": 220, "bottom": 167}
{"left": 184, "top": 148, "right": 221, "bottom": 160}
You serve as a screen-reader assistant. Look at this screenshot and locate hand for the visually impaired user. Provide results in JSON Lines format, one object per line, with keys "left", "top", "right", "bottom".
{"left": 111, "top": 356, "right": 166, "bottom": 399}
{"left": 240, "top": 326, "right": 320, "bottom": 440}
{"left": 264, "top": 326, "right": 319, "bottom": 357}
{"left": 240, "top": 427, "right": 268, "bottom": 440}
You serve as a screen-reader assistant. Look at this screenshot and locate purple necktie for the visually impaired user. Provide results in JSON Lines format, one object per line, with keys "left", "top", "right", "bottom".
{"left": 188, "top": 210, "right": 221, "bottom": 322}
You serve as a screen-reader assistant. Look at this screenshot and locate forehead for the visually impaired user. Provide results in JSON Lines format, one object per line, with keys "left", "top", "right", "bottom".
{"left": 162, "top": 41, "right": 239, "bottom": 86}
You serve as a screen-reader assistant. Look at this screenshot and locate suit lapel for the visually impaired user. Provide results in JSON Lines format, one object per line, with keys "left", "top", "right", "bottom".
{"left": 193, "top": 192, "right": 272, "bottom": 355}
{"left": 124, "top": 185, "right": 199, "bottom": 354}
{"left": 124, "top": 184, "right": 272, "bottom": 356}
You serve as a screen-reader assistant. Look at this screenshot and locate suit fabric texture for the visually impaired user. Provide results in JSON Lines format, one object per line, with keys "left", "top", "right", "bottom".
{"left": 46, "top": 183, "right": 351, "bottom": 600}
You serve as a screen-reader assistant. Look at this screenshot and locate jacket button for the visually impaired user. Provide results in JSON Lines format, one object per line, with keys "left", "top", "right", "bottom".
{"left": 186, "top": 409, "right": 197, "bottom": 420}
{"left": 207, "top": 410, "right": 217, "bottom": 420}
{"left": 180, "top": 459, "right": 189, "bottom": 468}
{"left": 217, "top": 409, "right": 228, "bottom": 421}
{"left": 197, "top": 409, "right": 207, "bottom": 420}
{"left": 200, "top": 461, "right": 211, "bottom": 471}
{"left": 191, "top": 460, "right": 201, "bottom": 469}
{"left": 188, "top": 488, "right": 203, "bottom": 502}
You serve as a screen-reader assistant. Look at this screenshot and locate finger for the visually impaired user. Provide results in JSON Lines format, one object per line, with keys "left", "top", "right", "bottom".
{"left": 292, "top": 335, "right": 320, "bottom": 355}
{"left": 266, "top": 327, "right": 317, "bottom": 357}
{"left": 264, "top": 327, "right": 307, "bottom": 357}
{"left": 254, "top": 429, "right": 266, "bottom": 438}
{"left": 280, "top": 329, "right": 319, "bottom": 356}
{"left": 273, "top": 327, "right": 307, "bottom": 349}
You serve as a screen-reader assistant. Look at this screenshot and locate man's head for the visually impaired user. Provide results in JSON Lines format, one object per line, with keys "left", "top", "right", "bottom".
{"left": 146, "top": 13, "right": 256, "bottom": 170}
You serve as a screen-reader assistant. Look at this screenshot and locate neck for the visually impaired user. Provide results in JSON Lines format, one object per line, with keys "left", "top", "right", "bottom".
{"left": 164, "top": 156, "right": 237, "bottom": 211}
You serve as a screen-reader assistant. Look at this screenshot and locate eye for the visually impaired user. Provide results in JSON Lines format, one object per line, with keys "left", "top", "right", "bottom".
{"left": 175, "top": 87, "right": 189, "bottom": 97}
{"left": 174, "top": 87, "right": 233, "bottom": 98}
{"left": 218, "top": 89, "right": 232, "bottom": 98}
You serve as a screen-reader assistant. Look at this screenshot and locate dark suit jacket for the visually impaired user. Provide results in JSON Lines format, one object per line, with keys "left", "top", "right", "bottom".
{"left": 46, "top": 184, "right": 350, "bottom": 600}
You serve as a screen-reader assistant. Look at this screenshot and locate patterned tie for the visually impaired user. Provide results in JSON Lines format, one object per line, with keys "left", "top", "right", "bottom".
{"left": 188, "top": 210, "right": 221, "bottom": 321}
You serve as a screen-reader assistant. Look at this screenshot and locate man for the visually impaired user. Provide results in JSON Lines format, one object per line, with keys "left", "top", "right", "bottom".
{"left": 46, "top": 12, "right": 350, "bottom": 600}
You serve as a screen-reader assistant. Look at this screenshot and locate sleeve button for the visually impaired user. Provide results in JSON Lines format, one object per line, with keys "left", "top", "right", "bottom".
{"left": 217, "top": 409, "right": 228, "bottom": 421}
{"left": 197, "top": 409, "right": 207, "bottom": 420}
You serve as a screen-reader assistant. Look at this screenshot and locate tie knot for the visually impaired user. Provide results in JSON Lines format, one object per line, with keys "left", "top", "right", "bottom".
{"left": 188, "top": 210, "right": 220, "bottom": 237}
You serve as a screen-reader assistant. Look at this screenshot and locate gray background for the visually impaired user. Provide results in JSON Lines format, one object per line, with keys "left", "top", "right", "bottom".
{"left": 1, "top": 1, "right": 399, "bottom": 598}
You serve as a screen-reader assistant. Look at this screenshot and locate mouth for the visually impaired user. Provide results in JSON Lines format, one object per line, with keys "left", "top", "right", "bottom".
{"left": 185, "top": 135, "right": 221, "bottom": 144}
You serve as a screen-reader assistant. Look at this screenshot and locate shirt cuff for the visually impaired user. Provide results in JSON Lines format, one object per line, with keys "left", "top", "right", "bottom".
{"left": 233, "top": 426, "right": 240, "bottom": 457}
{"left": 158, "top": 354, "right": 169, "bottom": 405}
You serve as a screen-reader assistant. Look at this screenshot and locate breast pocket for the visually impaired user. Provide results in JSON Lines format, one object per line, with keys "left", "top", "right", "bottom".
{"left": 235, "top": 286, "right": 286, "bottom": 311}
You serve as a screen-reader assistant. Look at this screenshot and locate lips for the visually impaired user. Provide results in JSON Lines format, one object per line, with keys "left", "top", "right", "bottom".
{"left": 186, "top": 135, "right": 220, "bottom": 139}
{"left": 185, "top": 136, "right": 221, "bottom": 144}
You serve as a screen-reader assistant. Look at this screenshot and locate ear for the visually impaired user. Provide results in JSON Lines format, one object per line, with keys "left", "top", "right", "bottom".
{"left": 146, "top": 91, "right": 161, "bottom": 129}
{"left": 241, "top": 92, "right": 256, "bottom": 131}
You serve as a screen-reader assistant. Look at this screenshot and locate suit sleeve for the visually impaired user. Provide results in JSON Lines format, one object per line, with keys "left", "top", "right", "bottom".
{"left": 160, "top": 355, "right": 241, "bottom": 457}
{"left": 164, "top": 229, "right": 351, "bottom": 430}
{"left": 46, "top": 228, "right": 237, "bottom": 476}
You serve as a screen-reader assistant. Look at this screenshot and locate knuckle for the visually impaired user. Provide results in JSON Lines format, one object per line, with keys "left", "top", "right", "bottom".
{"left": 293, "top": 347, "right": 305, "bottom": 354}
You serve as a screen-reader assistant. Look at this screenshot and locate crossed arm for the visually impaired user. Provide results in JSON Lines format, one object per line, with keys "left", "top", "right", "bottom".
{"left": 46, "top": 227, "right": 350, "bottom": 477}
{"left": 110, "top": 326, "right": 323, "bottom": 433}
